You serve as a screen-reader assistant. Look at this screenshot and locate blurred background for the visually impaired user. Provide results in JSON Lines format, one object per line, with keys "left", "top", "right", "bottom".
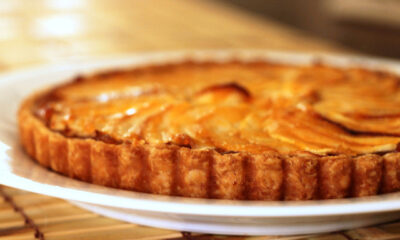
{"left": 0, "top": 0, "right": 399, "bottom": 71}
{"left": 226, "top": 0, "right": 400, "bottom": 58}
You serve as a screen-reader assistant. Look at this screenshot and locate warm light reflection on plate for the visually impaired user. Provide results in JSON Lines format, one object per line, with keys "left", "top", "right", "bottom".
{"left": 32, "top": 14, "right": 83, "bottom": 38}
{"left": 0, "top": 1, "right": 18, "bottom": 13}
{"left": 0, "top": 18, "right": 17, "bottom": 40}
{"left": 45, "top": 0, "right": 86, "bottom": 10}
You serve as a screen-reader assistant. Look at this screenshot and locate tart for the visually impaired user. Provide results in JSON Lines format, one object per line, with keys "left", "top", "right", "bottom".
{"left": 18, "top": 59, "right": 400, "bottom": 200}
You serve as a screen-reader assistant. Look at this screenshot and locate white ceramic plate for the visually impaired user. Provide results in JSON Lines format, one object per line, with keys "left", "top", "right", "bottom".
{"left": 1, "top": 50, "right": 400, "bottom": 236}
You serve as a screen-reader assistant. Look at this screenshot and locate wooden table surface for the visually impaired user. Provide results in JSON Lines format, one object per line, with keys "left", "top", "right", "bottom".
{"left": 1, "top": 0, "right": 400, "bottom": 239}
{"left": 0, "top": 0, "right": 346, "bottom": 71}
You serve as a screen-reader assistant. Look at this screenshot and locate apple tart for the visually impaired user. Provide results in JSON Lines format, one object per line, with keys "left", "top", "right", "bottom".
{"left": 18, "top": 60, "right": 400, "bottom": 200}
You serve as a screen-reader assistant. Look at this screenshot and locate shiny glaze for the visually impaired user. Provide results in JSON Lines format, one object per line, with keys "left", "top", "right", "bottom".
{"left": 35, "top": 61, "right": 400, "bottom": 155}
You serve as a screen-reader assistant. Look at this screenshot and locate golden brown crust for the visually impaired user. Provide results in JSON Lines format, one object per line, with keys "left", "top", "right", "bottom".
{"left": 351, "top": 154, "right": 384, "bottom": 197}
{"left": 284, "top": 152, "right": 319, "bottom": 200}
{"left": 175, "top": 148, "right": 211, "bottom": 198}
{"left": 382, "top": 152, "right": 400, "bottom": 193}
{"left": 247, "top": 153, "right": 283, "bottom": 200}
{"left": 319, "top": 155, "right": 352, "bottom": 199}
{"left": 19, "top": 92, "right": 400, "bottom": 200}
{"left": 210, "top": 153, "right": 246, "bottom": 199}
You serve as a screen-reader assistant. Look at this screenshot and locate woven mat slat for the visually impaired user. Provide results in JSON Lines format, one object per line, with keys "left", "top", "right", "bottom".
{"left": 1, "top": 186, "right": 400, "bottom": 240}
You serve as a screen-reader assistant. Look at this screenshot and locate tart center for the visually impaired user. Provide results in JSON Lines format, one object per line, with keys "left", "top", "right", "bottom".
{"left": 34, "top": 62, "right": 400, "bottom": 155}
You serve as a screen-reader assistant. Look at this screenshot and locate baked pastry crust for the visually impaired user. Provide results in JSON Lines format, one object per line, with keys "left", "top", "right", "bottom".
{"left": 18, "top": 60, "right": 400, "bottom": 200}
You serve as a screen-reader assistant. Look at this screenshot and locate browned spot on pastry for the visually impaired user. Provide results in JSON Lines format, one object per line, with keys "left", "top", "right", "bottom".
{"left": 73, "top": 75, "right": 84, "bottom": 83}
{"left": 197, "top": 82, "right": 251, "bottom": 99}
{"left": 94, "top": 130, "right": 122, "bottom": 144}
{"left": 214, "top": 148, "right": 239, "bottom": 155}
{"left": 171, "top": 133, "right": 193, "bottom": 149}
{"left": 97, "top": 70, "right": 127, "bottom": 79}
{"left": 343, "top": 112, "right": 400, "bottom": 119}
{"left": 35, "top": 106, "right": 54, "bottom": 126}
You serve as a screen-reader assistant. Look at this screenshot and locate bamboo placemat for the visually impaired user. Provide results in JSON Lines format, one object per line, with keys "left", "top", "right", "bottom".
{"left": 0, "top": 185, "right": 400, "bottom": 240}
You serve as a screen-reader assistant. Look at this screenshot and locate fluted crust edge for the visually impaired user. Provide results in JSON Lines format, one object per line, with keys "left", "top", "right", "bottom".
{"left": 18, "top": 95, "right": 400, "bottom": 201}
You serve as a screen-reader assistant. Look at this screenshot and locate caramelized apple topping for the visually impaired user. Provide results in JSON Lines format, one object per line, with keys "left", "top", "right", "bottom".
{"left": 33, "top": 61, "right": 400, "bottom": 155}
